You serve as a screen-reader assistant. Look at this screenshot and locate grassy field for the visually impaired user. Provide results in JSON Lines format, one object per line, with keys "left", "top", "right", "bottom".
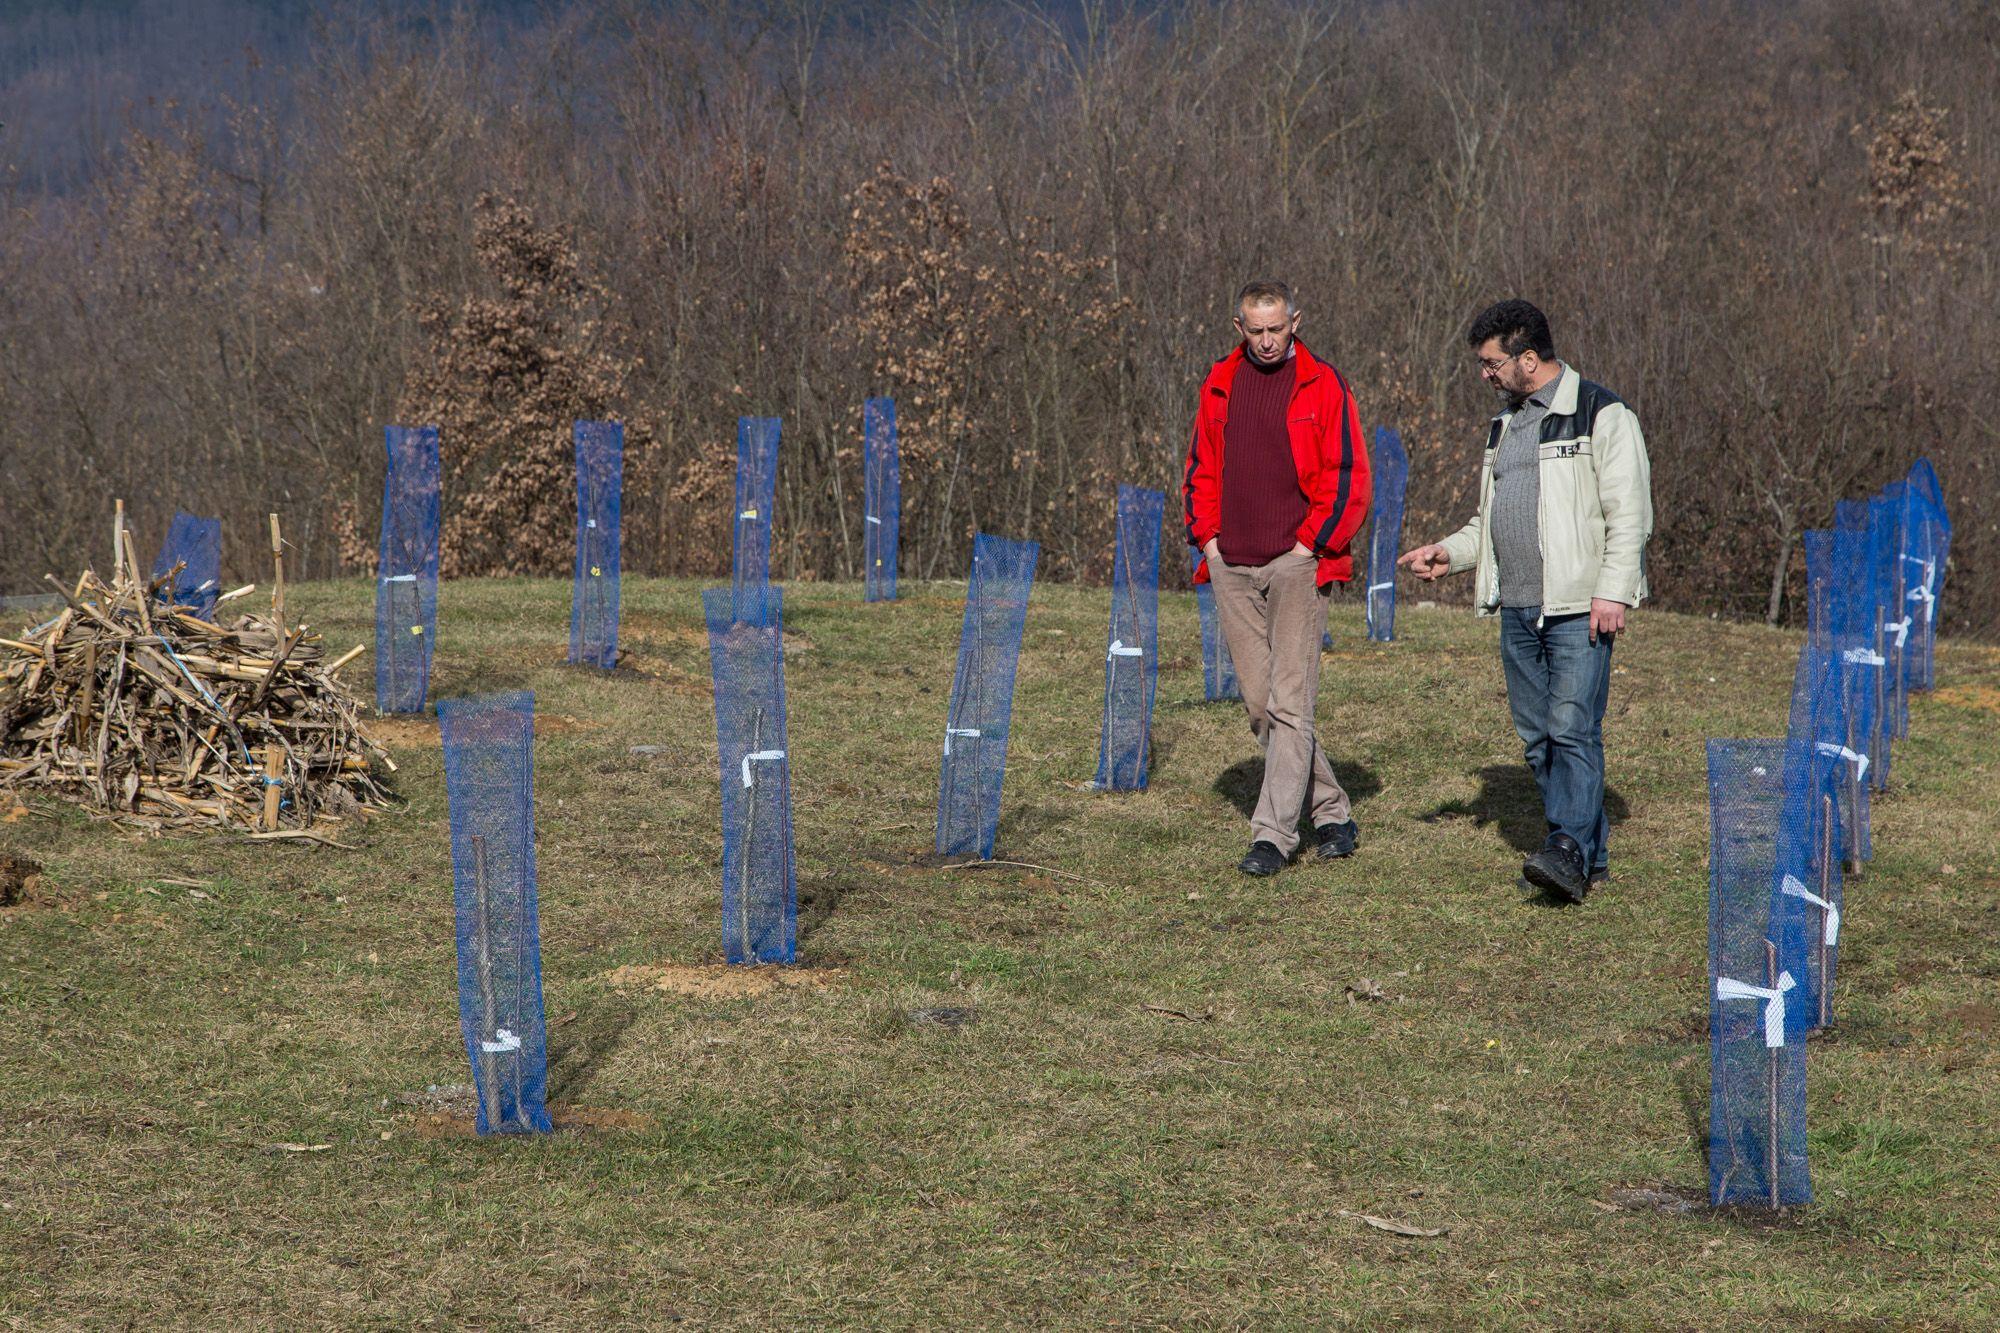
{"left": 3, "top": 576, "right": 1996, "bottom": 1329}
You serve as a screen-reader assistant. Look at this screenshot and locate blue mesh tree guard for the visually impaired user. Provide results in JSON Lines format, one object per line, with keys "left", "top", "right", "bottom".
{"left": 1094, "top": 485, "right": 1163, "bottom": 790}
{"left": 150, "top": 510, "right": 222, "bottom": 620}
{"left": 1364, "top": 426, "right": 1409, "bottom": 642}
{"left": 1802, "top": 530, "right": 1866, "bottom": 872}
{"left": 1778, "top": 630, "right": 1845, "bottom": 1034}
{"left": 1874, "top": 484, "right": 1913, "bottom": 745}
{"left": 569, "top": 421, "right": 624, "bottom": 669}
{"left": 1191, "top": 547, "right": 1239, "bottom": 701}
{"left": 733, "top": 416, "right": 781, "bottom": 620}
{"left": 377, "top": 425, "right": 441, "bottom": 714}
{"left": 1863, "top": 492, "right": 1900, "bottom": 788}
{"left": 1900, "top": 459, "right": 1950, "bottom": 693}
{"left": 937, "top": 534, "right": 1040, "bottom": 859}
{"left": 864, "top": 397, "right": 900, "bottom": 602}
{"left": 1831, "top": 501, "right": 1883, "bottom": 825}
{"left": 439, "top": 690, "right": 553, "bottom": 1136}
{"left": 1707, "top": 739, "right": 1810, "bottom": 1208}
{"left": 704, "top": 585, "right": 796, "bottom": 964}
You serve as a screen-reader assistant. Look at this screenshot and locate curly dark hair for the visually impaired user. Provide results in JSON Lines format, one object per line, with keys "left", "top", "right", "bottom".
{"left": 1466, "top": 299, "right": 1555, "bottom": 359}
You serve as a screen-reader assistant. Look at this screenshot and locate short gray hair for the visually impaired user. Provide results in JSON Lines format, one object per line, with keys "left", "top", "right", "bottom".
{"left": 1235, "top": 279, "right": 1296, "bottom": 318}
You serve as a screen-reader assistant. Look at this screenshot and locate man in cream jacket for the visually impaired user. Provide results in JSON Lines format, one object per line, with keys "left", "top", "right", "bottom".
{"left": 1400, "top": 300, "right": 1654, "bottom": 902}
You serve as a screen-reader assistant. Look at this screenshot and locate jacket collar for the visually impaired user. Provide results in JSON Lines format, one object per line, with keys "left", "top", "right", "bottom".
{"left": 1490, "top": 362, "right": 1575, "bottom": 422}
{"left": 1216, "top": 338, "right": 1324, "bottom": 392}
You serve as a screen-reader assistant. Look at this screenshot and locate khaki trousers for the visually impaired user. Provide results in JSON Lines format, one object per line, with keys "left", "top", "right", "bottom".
{"left": 1209, "top": 549, "right": 1351, "bottom": 855}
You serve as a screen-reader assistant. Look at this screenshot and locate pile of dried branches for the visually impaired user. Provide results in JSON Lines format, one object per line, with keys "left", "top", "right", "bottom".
{"left": 0, "top": 522, "right": 391, "bottom": 837}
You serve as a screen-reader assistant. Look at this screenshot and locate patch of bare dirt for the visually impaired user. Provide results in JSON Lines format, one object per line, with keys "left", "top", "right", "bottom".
{"left": 1932, "top": 683, "right": 2000, "bottom": 714}
{"left": 365, "top": 712, "right": 602, "bottom": 750}
{"left": 406, "top": 1105, "right": 657, "bottom": 1139}
{"left": 601, "top": 961, "right": 842, "bottom": 998}
{"left": 366, "top": 717, "right": 440, "bottom": 748}
{"left": 1942, "top": 1002, "right": 1999, "bottom": 1034}
{"left": 0, "top": 852, "right": 44, "bottom": 907}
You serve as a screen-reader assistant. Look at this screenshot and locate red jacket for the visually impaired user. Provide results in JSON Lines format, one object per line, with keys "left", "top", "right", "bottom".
{"left": 1182, "top": 339, "right": 1373, "bottom": 586}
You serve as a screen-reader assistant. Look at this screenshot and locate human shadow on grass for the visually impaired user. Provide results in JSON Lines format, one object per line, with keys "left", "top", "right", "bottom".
{"left": 546, "top": 992, "right": 641, "bottom": 1104}
{"left": 1421, "top": 764, "right": 1629, "bottom": 855}
{"left": 1211, "top": 756, "right": 1383, "bottom": 820}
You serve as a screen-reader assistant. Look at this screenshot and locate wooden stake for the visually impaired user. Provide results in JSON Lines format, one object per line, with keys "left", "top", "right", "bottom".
{"left": 471, "top": 833, "right": 502, "bottom": 1132}
{"left": 269, "top": 514, "right": 286, "bottom": 635}
{"left": 1819, "top": 792, "right": 1834, "bottom": 1029}
{"left": 113, "top": 499, "right": 126, "bottom": 580}
{"left": 261, "top": 743, "right": 282, "bottom": 831}
{"left": 1765, "top": 937, "right": 1781, "bottom": 1209}
{"left": 120, "top": 530, "right": 152, "bottom": 635}
{"left": 74, "top": 641, "right": 97, "bottom": 749}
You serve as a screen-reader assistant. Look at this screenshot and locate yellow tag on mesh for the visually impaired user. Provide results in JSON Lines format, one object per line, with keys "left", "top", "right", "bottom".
{"left": 591, "top": 566, "right": 601, "bottom": 577}
{"left": 410, "top": 625, "right": 424, "bottom": 636}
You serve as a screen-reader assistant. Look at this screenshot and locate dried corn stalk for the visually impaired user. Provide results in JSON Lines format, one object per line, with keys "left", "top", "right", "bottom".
{"left": 0, "top": 555, "right": 391, "bottom": 836}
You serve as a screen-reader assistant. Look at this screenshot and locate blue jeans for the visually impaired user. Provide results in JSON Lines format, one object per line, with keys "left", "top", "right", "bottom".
{"left": 1498, "top": 608, "right": 1614, "bottom": 872}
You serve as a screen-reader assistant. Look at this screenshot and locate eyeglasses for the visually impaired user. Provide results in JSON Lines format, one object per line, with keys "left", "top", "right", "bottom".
{"left": 1476, "top": 352, "right": 1522, "bottom": 375}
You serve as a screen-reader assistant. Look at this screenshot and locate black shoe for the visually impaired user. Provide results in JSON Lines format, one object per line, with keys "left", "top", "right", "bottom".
{"left": 1313, "top": 820, "right": 1359, "bottom": 860}
{"left": 1589, "top": 865, "right": 1610, "bottom": 891}
{"left": 1523, "top": 833, "right": 1589, "bottom": 903}
{"left": 1238, "top": 841, "right": 1287, "bottom": 877}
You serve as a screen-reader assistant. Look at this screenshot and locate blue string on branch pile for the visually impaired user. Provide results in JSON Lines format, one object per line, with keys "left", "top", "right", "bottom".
{"left": 864, "top": 397, "right": 900, "bottom": 603}
{"left": 1707, "top": 738, "right": 1810, "bottom": 1208}
{"left": 1095, "top": 485, "right": 1163, "bottom": 791}
{"left": 704, "top": 585, "right": 796, "bottom": 965}
{"left": 569, "top": 420, "right": 624, "bottom": 669}
{"left": 1899, "top": 458, "right": 1950, "bottom": 693}
{"left": 1364, "top": 425, "right": 1409, "bottom": 643}
{"left": 376, "top": 424, "right": 441, "bottom": 715}
{"left": 733, "top": 416, "right": 781, "bottom": 621}
{"left": 1191, "top": 547, "right": 1239, "bottom": 701}
{"left": 937, "top": 533, "right": 1040, "bottom": 860}
{"left": 439, "top": 689, "right": 553, "bottom": 1136}
{"left": 150, "top": 510, "right": 222, "bottom": 620}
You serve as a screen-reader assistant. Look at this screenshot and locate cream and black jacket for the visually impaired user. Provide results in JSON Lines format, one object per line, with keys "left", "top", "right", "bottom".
{"left": 1438, "top": 366, "right": 1654, "bottom": 618}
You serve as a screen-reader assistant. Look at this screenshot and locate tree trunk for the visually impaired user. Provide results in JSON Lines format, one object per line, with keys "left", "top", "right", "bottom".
{"left": 1765, "top": 529, "right": 1795, "bottom": 626}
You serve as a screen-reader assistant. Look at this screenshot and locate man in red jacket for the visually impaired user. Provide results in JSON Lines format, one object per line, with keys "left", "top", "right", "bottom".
{"left": 1183, "top": 280, "right": 1373, "bottom": 877}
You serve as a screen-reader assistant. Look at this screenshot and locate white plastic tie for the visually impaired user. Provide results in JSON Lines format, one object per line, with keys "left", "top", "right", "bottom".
{"left": 1815, "top": 742, "right": 1869, "bottom": 782}
{"left": 866, "top": 515, "right": 882, "bottom": 526}
{"left": 1716, "top": 970, "right": 1796, "bottom": 1048}
{"left": 1883, "top": 616, "right": 1911, "bottom": 649}
{"left": 195, "top": 579, "right": 217, "bottom": 593}
{"left": 740, "top": 749, "right": 786, "bottom": 788}
{"left": 944, "top": 727, "right": 981, "bottom": 756}
{"left": 480, "top": 1027, "right": 522, "bottom": 1054}
{"left": 586, "top": 518, "right": 598, "bottom": 529}
{"left": 1368, "top": 581, "right": 1394, "bottom": 594}
{"left": 1843, "top": 647, "right": 1885, "bottom": 667}
{"left": 739, "top": 509, "right": 759, "bottom": 520}
{"left": 1107, "top": 640, "right": 1144, "bottom": 659}
{"left": 383, "top": 574, "right": 417, "bottom": 584}
{"left": 1780, "top": 874, "right": 1840, "bottom": 946}
{"left": 1906, "top": 583, "right": 1934, "bottom": 607}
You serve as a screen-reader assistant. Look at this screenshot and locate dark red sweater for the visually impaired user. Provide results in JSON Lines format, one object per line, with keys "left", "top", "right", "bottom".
{"left": 1218, "top": 353, "right": 1304, "bottom": 565}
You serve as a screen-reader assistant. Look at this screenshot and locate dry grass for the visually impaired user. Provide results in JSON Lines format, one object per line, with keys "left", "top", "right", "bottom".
{"left": 1, "top": 576, "right": 1995, "bottom": 1328}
